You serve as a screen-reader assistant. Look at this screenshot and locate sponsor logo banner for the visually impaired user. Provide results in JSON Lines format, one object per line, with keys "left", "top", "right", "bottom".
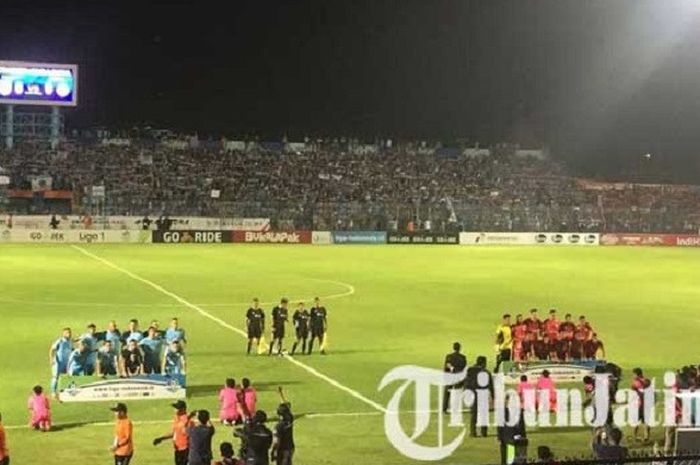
{"left": 460, "top": 232, "right": 600, "bottom": 246}
{"left": 0, "top": 229, "right": 151, "bottom": 244}
{"left": 387, "top": 233, "right": 459, "bottom": 245}
{"left": 601, "top": 233, "right": 700, "bottom": 247}
{"left": 58, "top": 375, "right": 186, "bottom": 402}
{"left": 311, "top": 231, "right": 332, "bottom": 245}
{"left": 332, "top": 231, "right": 387, "bottom": 244}
{"left": 1, "top": 215, "right": 270, "bottom": 231}
{"left": 152, "top": 230, "right": 230, "bottom": 243}
{"left": 501, "top": 360, "right": 604, "bottom": 384}
{"left": 232, "top": 230, "right": 312, "bottom": 244}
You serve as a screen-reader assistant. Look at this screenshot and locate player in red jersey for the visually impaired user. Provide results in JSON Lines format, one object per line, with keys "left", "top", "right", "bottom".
{"left": 557, "top": 313, "right": 576, "bottom": 361}
{"left": 522, "top": 308, "right": 541, "bottom": 360}
{"left": 583, "top": 333, "right": 605, "bottom": 360}
{"left": 511, "top": 314, "right": 528, "bottom": 361}
{"left": 577, "top": 315, "right": 594, "bottom": 339}
{"left": 543, "top": 309, "right": 560, "bottom": 359}
{"left": 570, "top": 315, "right": 592, "bottom": 359}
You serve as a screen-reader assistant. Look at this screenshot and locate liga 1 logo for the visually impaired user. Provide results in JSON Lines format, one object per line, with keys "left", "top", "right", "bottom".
{"left": 378, "top": 366, "right": 699, "bottom": 461}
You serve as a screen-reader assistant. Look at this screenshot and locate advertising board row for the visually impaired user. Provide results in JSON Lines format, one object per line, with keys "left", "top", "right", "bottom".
{"left": 1, "top": 215, "right": 270, "bottom": 231}
{"left": 1, "top": 228, "right": 698, "bottom": 246}
{"left": 600, "top": 233, "right": 700, "bottom": 247}
{"left": 0, "top": 229, "right": 152, "bottom": 244}
{"left": 459, "top": 232, "right": 601, "bottom": 246}
{"left": 58, "top": 374, "right": 186, "bottom": 402}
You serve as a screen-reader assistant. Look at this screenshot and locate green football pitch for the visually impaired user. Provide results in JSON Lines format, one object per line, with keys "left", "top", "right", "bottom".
{"left": 0, "top": 244, "right": 698, "bottom": 464}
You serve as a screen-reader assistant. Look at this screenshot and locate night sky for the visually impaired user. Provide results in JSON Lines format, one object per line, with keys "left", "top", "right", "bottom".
{"left": 2, "top": 0, "right": 700, "bottom": 181}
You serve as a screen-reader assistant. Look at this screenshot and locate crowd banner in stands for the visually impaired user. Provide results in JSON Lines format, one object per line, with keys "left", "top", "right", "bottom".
{"left": 601, "top": 233, "right": 700, "bottom": 247}
{"left": 232, "top": 230, "right": 312, "bottom": 244}
{"left": 459, "top": 232, "right": 600, "bottom": 246}
{"left": 386, "top": 232, "right": 459, "bottom": 245}
{"left": 0, "top": 229, "right": 151, "bottom": 243}
{"left": 332, "top": 231, "right": 387, "bottom": 244}
{"left": 502, "top": 360, "right": 605, "bottom": 384}
{"left": 311, "top": 231, "right": 332, "bottom": 245}
{"left": 152, "top": 230, "right": 231, "bottom": 243}
{"left": 58, "top": 375, "right": 186, "bottom": 402}
{"left": 1, "top": 215, "right": 270, "bottom": 231}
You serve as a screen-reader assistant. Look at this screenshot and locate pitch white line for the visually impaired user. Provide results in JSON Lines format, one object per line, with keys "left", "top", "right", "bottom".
{"left": 0, "top": 281, "right": 354, "bottom": 308}
{"left": 71, "top": 245, "right": 384, "bottom": 413}
{"left": 4, "top": 410, "right": 385, "bottom": 430}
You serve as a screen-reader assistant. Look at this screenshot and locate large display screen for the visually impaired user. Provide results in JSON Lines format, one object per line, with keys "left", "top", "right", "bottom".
{"left": 0, "top": 61, "right": 78, "bottom": 106}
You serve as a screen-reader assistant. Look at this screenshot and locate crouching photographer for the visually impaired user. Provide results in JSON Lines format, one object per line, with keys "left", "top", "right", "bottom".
{"left": 234, "top": 410, "right": 273, "bottom": 465}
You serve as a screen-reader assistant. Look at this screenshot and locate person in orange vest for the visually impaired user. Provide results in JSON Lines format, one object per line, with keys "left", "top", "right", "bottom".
{"left": 0, "top": 412, "right": 8, "bottom": 465}
{"left": 153, "top": 400, "right": 195, "bottom": 465}
{"left": 110, "top": 403, "right": 134, "bottom": 465}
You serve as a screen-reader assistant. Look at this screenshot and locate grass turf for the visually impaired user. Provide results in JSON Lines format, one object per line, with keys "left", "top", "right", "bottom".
{"left": 0, "top": 244, "right": 698, "bottom": 464}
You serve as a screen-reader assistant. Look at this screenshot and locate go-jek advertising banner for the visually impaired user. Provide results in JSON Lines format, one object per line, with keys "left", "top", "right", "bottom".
{"left": 58, "top": 375, "right": 186, "bottom": 402}
{"left": 0, "top": 229, "right": 151, "bottom": 243}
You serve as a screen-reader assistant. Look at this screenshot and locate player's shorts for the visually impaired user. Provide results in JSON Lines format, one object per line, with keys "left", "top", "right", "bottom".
{"left": 521, "top": 341, "right": 532, "bottom": 356}
{"left": 570, "top": 341, "right": 583, "bottom": 359}
{"left": 114, "top": 454, "right": 133, "bottom": 465}
{"left": 52, "top": 361, "right": 67, "bottom": 377}
{"left": 295, "top": 328, "right": 309, "bottom": 339}
{"left": 273, "top": 326, "right": 285, "bottom": 339}
{"left": 311, "top": 326, "right": 324, "bottom": 338}
{"left": 248, "top": 326, "right": 262, "bottom": 339}
{"left": 556, "top": 341, "right": 569, "bottom": 360}
{"left": 165, "top": 366, "right": 182, "bottom": 377}
{"left": 68, "top": 363, "right": 85, "bottom": 376}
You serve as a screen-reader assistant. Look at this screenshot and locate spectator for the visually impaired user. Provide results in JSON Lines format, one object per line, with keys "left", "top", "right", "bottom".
{"left": 187, "top": 409, "right": 216, "bottom": 465}
{"left": 592, "top": 427, "right": 628, "bottom": 460}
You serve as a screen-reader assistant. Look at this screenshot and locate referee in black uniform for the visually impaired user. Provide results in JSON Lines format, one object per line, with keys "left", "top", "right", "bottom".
{"left": 442, "top": 342, "right": 467, "bottom": 413}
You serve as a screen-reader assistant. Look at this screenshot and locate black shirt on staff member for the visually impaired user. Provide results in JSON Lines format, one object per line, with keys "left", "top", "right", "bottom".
{"left": 442, "top": 343, "right": 467, "bottom": 413}
{"left": 187, "top": 411, "right": 215, "bottom": 465}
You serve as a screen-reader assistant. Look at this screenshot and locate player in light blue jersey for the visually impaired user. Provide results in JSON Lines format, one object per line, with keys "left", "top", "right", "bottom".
{"left": 138, "top": 326, "right": 164, "bottom": 374}
{"left": 162, "top": 340, "right": 186, "bottom": 376}
{"left": 98, "top": 320, "right": 122, "bottom": 355}
{"left": 76, "top": 323, "right": 99, "bottom": 375}
{"left": 121, "top": 319, "right": 143, "bottom": 344}
{"left": 165, "top": 318, "right": 187, "bottom": 347}
{"left": 49, "top": 328, "right": 73, "bottom": 397}
{"left": 67, "top": 340, "right": 90, "bottom": 376}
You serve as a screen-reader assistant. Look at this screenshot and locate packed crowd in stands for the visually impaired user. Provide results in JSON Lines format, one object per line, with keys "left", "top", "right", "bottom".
{"left": 1, "top": 135, "right": 699, "bottom": 233}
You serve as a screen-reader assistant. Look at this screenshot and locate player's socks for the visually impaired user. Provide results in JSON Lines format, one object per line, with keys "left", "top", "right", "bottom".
{"left": 291, "top": 342, "right": 298, "bottom": 355}
{"left": 302, "top": 340, "right": 307, "bottom": 354}
{"left": 246, "top": 341, "right": 252, "bottom": 355}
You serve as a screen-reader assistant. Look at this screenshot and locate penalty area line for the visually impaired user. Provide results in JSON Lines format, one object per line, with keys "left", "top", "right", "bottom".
{"left": 70, "top": 245, "right": 385, "bottom": 414}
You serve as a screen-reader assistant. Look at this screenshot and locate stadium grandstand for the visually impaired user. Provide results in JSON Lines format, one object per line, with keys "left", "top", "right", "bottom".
{"left": 1, "top": 135, "right": 699, "bottom": 234}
